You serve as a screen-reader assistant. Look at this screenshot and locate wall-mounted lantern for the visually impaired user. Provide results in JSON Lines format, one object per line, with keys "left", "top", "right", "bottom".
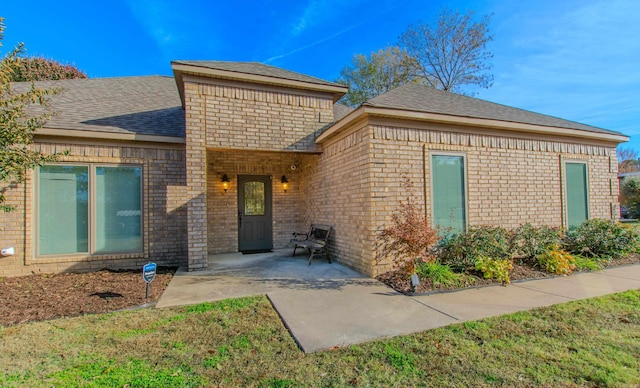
{"left": 281, "top": 175, "right": 289, "bottom": 193}
{"left": 221, "top": 174, "right": 230, "bottom": 193}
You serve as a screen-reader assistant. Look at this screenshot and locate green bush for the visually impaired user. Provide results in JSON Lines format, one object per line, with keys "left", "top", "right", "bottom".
{"left": 511, "top": 223, "right": 563, "bottom": 260}
{"left": 474, "top": 256, "right": 513, "bottom": 284}
{"left": 565, "top": 219, "right": 640, "bottom": 260}
{"left": 437, "top": 226, "right": 511, "bottom": 271}
{"left": 620, "top": 177, "right": 640, "bottom": 219}
{"left": 573, "top": 255, "right": 602, "bottom": 271}
{"left": 537, "top": 246, "right": 576, "bottom": 275}
{"left": 415, "top": 261, "right": 463, "bottom": 287}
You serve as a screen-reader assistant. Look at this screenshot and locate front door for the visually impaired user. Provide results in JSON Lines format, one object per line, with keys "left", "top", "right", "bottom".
{"left": 238, "top": 175, "right": 273, "bottom": 252}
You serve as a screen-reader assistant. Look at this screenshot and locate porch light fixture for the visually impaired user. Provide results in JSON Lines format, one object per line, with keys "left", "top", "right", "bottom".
{"left": 221, "top": 174, "right": 230, "bottom": 193}
{"left": 281, "top": 175, "right": 289, "bottom": 193}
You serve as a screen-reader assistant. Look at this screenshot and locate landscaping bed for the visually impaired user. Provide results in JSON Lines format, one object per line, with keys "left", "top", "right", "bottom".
{"left": 0, "top": 268, "right": 176, "bottom": 326}
{"left": 377, "top": 254, "right": 640, "bottom": 294}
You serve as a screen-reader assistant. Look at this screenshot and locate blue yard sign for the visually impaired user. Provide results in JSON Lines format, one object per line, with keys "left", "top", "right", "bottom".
{"left": 143, "top": 262, "right": 157, "bottom": 283}
{"left": 142, "top": 262, "right": 157, "bottom": 300}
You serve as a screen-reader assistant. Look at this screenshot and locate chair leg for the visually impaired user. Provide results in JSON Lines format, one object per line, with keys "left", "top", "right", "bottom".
{"left": 308, "top": 249, "right": 316, "bottom": 266}
{"left": 292, "top": 246, "right": 297, "bottom": 257}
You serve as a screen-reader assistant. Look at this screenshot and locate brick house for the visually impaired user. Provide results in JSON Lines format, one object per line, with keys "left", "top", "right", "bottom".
{"left": 0, "top": 61, "right": 628, "bottom": 277}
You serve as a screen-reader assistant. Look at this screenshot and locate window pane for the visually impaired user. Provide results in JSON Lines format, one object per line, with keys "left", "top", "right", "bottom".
{"left": 244, "top": 181, "right": 265, "bottom": 215}
{"left": 95, "top": 166, "right": 142, "bottom": 253}
{"left": 38, "top": 165, "right": 89, "bottom": 255}
{"left": 432, "top": 155, "right": 466, "bottom": 232}
{"left": 566, "top": 162, "right": 588, "bottom": 228}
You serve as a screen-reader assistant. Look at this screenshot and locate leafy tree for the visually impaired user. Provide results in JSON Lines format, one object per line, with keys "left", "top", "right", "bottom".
{"left": 1, "top": 17, "right": 62, "bottom": 212}
{"left": 8, "top": 56, "right": 87, "bottom": 82}
{"left": 399, "top": 8, "right": 493, "bottom": 93}
{"left": 620, "top": 177, "right": 640, "bottom": 219}
{"left": 617, "top": 146, "right": 639, "bottom": 173}
{"left": 336, "top": 46, "right": 418, "bottom": 107}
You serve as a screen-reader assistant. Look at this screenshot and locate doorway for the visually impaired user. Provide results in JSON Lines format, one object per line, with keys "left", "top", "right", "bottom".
{"left": 237, "top": 175, "right": 273, "bottom": 252}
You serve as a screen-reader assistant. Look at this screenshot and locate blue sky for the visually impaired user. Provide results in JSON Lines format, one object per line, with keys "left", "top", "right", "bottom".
{"left": 3, "top": 0, "right": 639, "bottom": 151}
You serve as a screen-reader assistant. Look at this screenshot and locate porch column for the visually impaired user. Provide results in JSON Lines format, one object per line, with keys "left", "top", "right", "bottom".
{"left": 185, "top": 82, "right": 208, "bottom": 270}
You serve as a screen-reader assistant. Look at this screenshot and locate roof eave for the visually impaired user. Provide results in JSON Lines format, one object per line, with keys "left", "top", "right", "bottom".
{"left": 36, "top": 127, "right": 186, "bottom": 144}
{"left": 171, "top": 62, "right": 347, "bottom": 104}
{"left": 316, "top": 106, "right": 629, "bottom": 144}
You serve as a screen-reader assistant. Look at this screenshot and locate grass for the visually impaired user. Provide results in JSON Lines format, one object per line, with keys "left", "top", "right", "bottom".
{"left": 1, "top": 292, "right": 639, "bottom": 386}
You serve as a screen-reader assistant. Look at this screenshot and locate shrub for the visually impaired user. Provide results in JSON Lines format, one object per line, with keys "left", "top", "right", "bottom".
{"left": 573, "top": 255, "right": 602, "bottom": 271}
{"left": 415, "top": 261, "right": 463, "bottom": 287}
{"left": 565, "top": 219, "right": 640, "bottom": 260}
{"left": 619, "top": 176, "right": 640, "bottom": 219}
{"left": 537, "top": 246, "right": 576, "bottom": 275}
{"left": 474, "top": 256, "right": 513, "bottom": 284}
{"left": 510, "top": 223, "right": 563, "bottom": 260}
{"left": 437, "top": 226, "right": 511, "bottom": 271}
{"left": 377, "top": 179, "right": 441, "bottom": 274}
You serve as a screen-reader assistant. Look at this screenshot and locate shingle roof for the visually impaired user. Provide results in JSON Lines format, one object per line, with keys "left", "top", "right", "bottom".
{"left": 14, "top": 76, "right": 184, "bottom": 138}
{"left": 333, "top": 103, "right": 354, "bottom": 121}
{"left": 173, "top": 60, "right": 344, "bottom": 89}
{"left": 364, "top": 83, "right": 622, "bottom": 136}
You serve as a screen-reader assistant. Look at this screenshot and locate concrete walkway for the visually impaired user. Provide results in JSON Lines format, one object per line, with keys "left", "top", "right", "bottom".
{"left": 157, "top": 252, "right": 640, "bottom": 353}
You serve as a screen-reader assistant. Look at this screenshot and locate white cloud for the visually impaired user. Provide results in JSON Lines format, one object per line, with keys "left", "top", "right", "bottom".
{"left": 265, "top": 21, "right": 362, "bottom": 63}
{"left": 481, "top": 0, "right": 640, "bottom": 139}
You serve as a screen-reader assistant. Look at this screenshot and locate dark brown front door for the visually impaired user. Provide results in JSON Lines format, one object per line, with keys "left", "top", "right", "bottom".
{"left": 238, "top": 175, "right": 273, "bottom": 252}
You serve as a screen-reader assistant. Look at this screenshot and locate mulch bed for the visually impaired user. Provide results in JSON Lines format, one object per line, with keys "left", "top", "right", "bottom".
{"left": 0, "top": 268, "right": 176, "bottom": 327}
{"left": 377, "top": 253, "right": 640, "bottom": 294}
{"left": 2, "top": 254, "right": 639, "bottom": 327}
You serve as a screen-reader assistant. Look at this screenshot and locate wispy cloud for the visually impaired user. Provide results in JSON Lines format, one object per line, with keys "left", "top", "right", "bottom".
{"left": 291, "top": 0, "right": 327, "bottom": 37}
{"left": 264, "top": 22, "right": 363, "bottom": 63}
{"left": 125, "top": 0, "right": 176, "bottom": 51}
{"left": 480, "top": 0, "right": 640, "bottom": 143}
{"left": 265, "top": 0, "right": 397, "bottom": 63}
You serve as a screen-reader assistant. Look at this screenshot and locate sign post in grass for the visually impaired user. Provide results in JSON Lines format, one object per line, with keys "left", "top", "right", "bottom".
{"left": 142, "top": 262, "right": 157, "bottom": 300}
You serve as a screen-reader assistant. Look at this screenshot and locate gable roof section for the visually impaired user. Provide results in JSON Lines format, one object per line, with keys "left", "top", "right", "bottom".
{"left": 17, "top": 76, "right": 184, "bottom": 143}
{"left": 318, "top": 83, "right": 628, "bottom": 144}
{"left": 172, "top": 60, "right": 347, "bottom": 104}
{"left": 333, "top": 103, "right": 355, "bottom": 121}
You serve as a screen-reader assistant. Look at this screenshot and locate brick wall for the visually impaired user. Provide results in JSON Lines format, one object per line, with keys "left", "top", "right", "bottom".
{"left": 194, "top": 82, "right": 335, "bottom": 152}
{"left": 316, "top": 122, "right": 619, "bottom": 276}
{"left": 187, "top": 79, "right": 337, "bottom": 260}
{"left": 0, "top": 141, "right": 188, "bottom": 277}
{"left": 184, "top": 82, "right": 209, "bottom": 270}
{"left": 304, "top": 125, "right": 375, "bottom": 274}
{"left": 206, "top": 150, "right": 311, "bottom": 253}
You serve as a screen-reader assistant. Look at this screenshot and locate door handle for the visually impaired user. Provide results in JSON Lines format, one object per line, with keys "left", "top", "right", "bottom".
{"left": 238, "top": 210, "right": 242, "bottom": 228}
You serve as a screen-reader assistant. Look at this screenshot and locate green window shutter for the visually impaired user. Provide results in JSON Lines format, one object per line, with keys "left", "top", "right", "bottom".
{"left": 565, "top": 162, "right": 589, "bottom": 228}
{"left": 38, "top": 166, "right": 89, "bottom": 255}
{"left": 432, "top": 155, "right": 466, "bottom": 232}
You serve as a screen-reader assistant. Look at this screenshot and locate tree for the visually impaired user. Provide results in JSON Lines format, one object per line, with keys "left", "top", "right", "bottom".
{"left": 336, "top": 46, "right": 418, "bottom": 107}
{"left": 399, "top": 8, "right": 493, "bottom": 93}
{"left": 617, "top": 146, "right": 639, "bottom": 173}
{"left": 8, "top": 56, "right": 87, "bottom": 82}
{"left": 1, "top": 17, "right": 62, "bottom": 212}
{"left": 620, "top": 177, "right": 640, "bottom": 219}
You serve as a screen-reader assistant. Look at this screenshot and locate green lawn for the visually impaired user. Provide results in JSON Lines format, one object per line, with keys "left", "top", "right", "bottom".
{"left": 1, "top": 291, "right": 639, "bottom": 387}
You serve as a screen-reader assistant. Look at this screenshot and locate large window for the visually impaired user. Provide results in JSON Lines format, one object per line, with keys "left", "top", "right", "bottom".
{"left": 565, "top": 161, "right": 589, "bottom": 228}
{"left": 431, "top": 154, "right": 466, "bottom": 232}
{"left": 37, "top": 165, "right": 142, "bottom": 256}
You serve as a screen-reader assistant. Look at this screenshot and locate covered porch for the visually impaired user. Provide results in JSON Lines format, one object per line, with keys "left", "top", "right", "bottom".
{"left": 206, "top": 149, "right": 320, "bottom": 256}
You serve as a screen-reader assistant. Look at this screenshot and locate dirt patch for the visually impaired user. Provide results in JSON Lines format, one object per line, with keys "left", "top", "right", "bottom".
{"left": 377, "top": 254, "right": 640, "bottom": 294}
{"left": 0, "top": 268, "right": 176, "bottom": 326}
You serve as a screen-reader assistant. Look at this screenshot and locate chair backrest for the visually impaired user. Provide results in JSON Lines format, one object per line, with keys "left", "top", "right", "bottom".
{"left": 309, "top": 224, "right": 332, "bottom": 243}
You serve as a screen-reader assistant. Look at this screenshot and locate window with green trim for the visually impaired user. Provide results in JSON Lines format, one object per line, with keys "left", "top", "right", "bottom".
{"left": 37, "top": 164, "right": 142, "bottom": 256}
{"left": 432, "top": 154, "right": 466, "bottom": 232}
{"left": 565, "top": 162, "right": 589, "bottom": 228}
